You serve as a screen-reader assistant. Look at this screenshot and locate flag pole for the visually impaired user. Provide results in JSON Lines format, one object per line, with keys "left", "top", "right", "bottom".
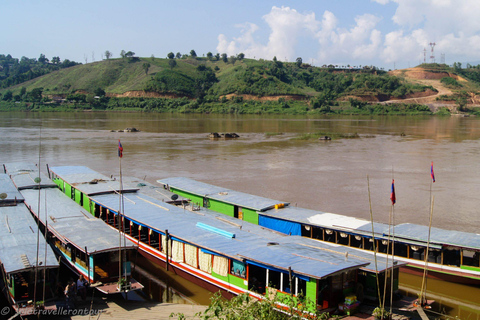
{"left": 367, "top": 175, "right": 382, "bottom": 306}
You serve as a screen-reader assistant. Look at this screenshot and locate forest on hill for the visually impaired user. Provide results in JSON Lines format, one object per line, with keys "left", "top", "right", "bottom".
{"left": 1, "top": 52, "right": 479, "bottom": 115}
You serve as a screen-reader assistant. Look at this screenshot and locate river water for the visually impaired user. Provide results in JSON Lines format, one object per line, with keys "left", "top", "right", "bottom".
{"left": 1, "top": 111, "right": 479, "bottom": 317}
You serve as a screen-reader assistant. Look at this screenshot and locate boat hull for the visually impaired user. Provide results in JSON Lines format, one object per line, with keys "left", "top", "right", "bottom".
{"left": 400, "top": 265, "right": 480, "bottom": 286}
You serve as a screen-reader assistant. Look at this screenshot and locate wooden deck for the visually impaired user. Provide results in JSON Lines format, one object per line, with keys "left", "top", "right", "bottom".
{"left": 53, "top": 295, "right": 207, "bottom": 320}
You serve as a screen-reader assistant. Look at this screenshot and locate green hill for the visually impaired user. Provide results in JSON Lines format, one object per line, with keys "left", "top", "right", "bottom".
{"left": 4, "top": 55, "right": 475, "bottom": 115}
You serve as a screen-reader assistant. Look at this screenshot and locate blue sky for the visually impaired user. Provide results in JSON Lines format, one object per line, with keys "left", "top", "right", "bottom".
{"left": 2, "top": 0, "right": 479, "bottom": 69}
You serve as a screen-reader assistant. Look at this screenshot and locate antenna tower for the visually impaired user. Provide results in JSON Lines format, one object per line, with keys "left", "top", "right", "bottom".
{"left": 429, "top": 42, "right": 436, "bottom": 63}
{"left": 423, "top": 48, "right": 427, "bottom": 64}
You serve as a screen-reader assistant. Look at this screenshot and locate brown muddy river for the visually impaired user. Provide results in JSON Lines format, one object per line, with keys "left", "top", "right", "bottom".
{"left": 1, "top": 111, "right": 479, "bottom": 317}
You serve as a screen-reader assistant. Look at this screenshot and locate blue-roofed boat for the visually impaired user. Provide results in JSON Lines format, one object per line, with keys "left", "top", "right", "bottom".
{"left": 0, "top": 172, "right": 59, "bottom": 315}
{"left": 156, "top": 177, "right": 480, "bottom": 286}
{"left": 49, "top": 165, "right": 408, "bottom": 313}
{"left": 3, "top": 164, "right": 143, "bottom": 295}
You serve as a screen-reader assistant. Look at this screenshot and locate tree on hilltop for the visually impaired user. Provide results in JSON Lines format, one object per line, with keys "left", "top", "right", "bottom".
{"left": 176, "top": 52, "right": 181, "bottom": 59}
{"left": 105, "top": 50, "right": 112, "bottom": 60}
{"left": 296, "top": 57, "right": 302, "bottom": 68}
{"left": 206, "top": 52, "right": 213, "bottom": 61}
{"left": 190, "top": 50, "right": 197, "bottom": 58}
{"left": 221, "top": 53, "right": 228, "bottom": 63}
{"left": 237, "top": 53, "right": 245, "bottom": 60}
{"left": 167, "top": 52, "right": 175, "bottom": 59}
{"left": 143, "top": 62, "right": 151, "bottom": 75}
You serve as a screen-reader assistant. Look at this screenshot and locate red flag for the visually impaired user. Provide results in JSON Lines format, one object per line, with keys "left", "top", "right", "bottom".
{"left": 430, "top": 161, "right": 435, "bottom": 183}
{"left": 390, "top": 179, "right": 396, "bottom": 205}
{"left": 118, "top": 140, "right": 123, "bottom": 158}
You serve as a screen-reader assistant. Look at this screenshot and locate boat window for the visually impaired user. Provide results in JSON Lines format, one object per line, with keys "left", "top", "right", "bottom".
{"left": 325, "top": 230, "right": 335, "bottom": 243}
{"left": 443, "top": 247, "right": 460, "bottom": 267}
{"left": 229, "top": 259, "right": 246, "bottom": 278}
{"left": 149, "top": 230, "right": 160, "bottom": 250}
{"left": 365, "top": 238, "right": 375, "bottom": 251}
{"left": 411, "top": 246, "right": 425, "bottom": 260}
{"left": 130, "top": 221, "right": 140, "bottom": 239}
{"left": 312, "top": 226, "right": 323, "bottom": 240}
{"left": 139, "top": 225, "right": 148, "bottom": 244}
{"left": 296, "top": 277, "right": 307, "bottom": 297}
{"left": 281, "top": 272, "right": 291, "bottom": 293}
{"left": 198, "top": 251, "right": 212, "bottom": 274}
{"left": 462, "top": 249, "right": 480, "bottom": 268}
{"left": 268, "top": 269, "right": 282, "bottom": 291}
{"left": 213, "top": 256, "right": 229, "bottom": 277}
{"left": 394, "top": 243, "right": 408, "bottom": 258}
{"left": 378, "top": 239, "right": 390, "bottom": 254}
{"left": 351, "top": 235, "right": 363, "bottom": 248}
{"left": 338, "top": 232, "right": 349, "bottom": 245}
{"left": 301, "top": 225, "right": 312, "bottom": 238}
{"left": 171, "top": 240, "right": 184, "bottom": 262}
{"left": 248, "top": 264, "right": 266, "bottom": 295}
{"left": 184, "top": 244, "right": 198, "bottom": 268}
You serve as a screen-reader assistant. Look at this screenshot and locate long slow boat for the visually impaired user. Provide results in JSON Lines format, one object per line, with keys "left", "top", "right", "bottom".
{"left": 0, "top": 171, "right": 59, "bottom": 315}
{"left": 156, "top": 177, "right": 480, "bottom": 286}
{"left": 3, "top": 163, "right": 143, "bottom": 294}
{"left": 48, "top": 165, "right": 406, "bottom": 312}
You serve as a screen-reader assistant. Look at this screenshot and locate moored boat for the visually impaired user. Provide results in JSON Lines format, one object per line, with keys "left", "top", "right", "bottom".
{"left": 155, "top": 176, "right": 480, "bottom": 286}
{"left": 3, "top": 163, "right": 143, "bottom": 295}
{"left": 0, "top": 172, "right": 59, "bottom": 315}
{"left": 48, "top": 165, "right": 406, "bottom": 313}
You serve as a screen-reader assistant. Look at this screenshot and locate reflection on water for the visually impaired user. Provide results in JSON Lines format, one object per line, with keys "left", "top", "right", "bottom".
{"left": 133, "top": 256, "right": 212, "bottom": 305}
{"left": 1, "top": 112, "right": 480, "bottom": 315}
{"left": 400, "top": 272, "right": 480, "bottom": 319}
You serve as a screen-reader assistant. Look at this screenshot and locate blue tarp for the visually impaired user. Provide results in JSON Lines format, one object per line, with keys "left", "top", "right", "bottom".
{"left": 259, "top": 215, "right": 301, "bottom": 236}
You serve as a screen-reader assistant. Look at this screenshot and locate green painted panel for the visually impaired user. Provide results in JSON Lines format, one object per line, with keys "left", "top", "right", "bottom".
{"left": 83, "top": 194, "right": 92, "bottom": 213}
{"left": 305, "top": 278, "right": 317, "bottom": 306}
{"left": 171, "top": 189, "right": 204, "bottom": 207}
{"left": 242, "top": 208, "right": 258, "bottom": 225}
{"left": 53, "top": 178, "right": 63, "bottom": 190}
{"left": 64, "top": 183, "right": 72, "bottom": 198}
{"left": 208, "top": 199, "right": 234, "bottom": 217}
{"left": 211, "top": 271, "right": 228, "bottom": 282}
{"left": 460, "top": 265, "right": 480, "bottom": 272}
{"left": 75, "top": 189, "right": 82, "bottom": 205}
{"left": 228, "top": 274, "right": 248, "bottom": 289}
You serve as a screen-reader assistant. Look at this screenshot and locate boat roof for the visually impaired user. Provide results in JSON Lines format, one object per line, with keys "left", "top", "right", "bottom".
{"left": 261, "top": 206, "right": 388, "bottom": 238}
{"left": 20, "top": 188, "right": 137, "bottom": 254}
{"left": 0, "top": 175, "right": 58, "bottom": 273}
{"left": 3, "top": 163, "right": 57, "bottom": 190}
{"left": 157, "top": 177, "right": 289, "bottom": 212}
{"left": 0, "top": 174, "right": 24, "bottom": 203}
{"left": 91, "top": 191, "right": 391, "bottom": 279}
{"left": 48, "top": 166, "right": 139, "bottom": 195}
{"left": 394, "top": 223, "right": 480, "bottom": 251}
{"left": 120, "top": 176, "right": 188, "bottom": 203}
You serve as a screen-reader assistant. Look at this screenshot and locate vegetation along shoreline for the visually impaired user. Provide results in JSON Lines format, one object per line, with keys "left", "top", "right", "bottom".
{"left": 1, "top": 52, "right": 480, "bottom": 116}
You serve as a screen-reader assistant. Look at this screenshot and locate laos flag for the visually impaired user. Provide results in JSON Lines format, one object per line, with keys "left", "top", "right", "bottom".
{"left": 390, "top": 179, "right": 396, "bottom": 205}
{"left": 118, "top": 140, "right": 123, "bottom": 158}
{"left": 431, "top": 161, "right": 435, "bottom": 183}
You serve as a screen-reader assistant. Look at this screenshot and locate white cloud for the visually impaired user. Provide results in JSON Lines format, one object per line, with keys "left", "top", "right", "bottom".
{"left": 217, "top": 1, "right": 480, "bottom": 68}
{"left": 315, "top": 13, "right": 383, "bottom": 66}
{"left": 216, "top": 6, "right": 319, "bottom": 61}
{"left": 387, "top": 0, "right": 480, "bottom": 62}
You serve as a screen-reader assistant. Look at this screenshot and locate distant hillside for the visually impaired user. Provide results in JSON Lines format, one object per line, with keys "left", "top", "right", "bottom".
{"left": 2, "top": 56, "right": 479, "bottom": 115}
{"left": 1, "top": 56, "right": 433, "bottom": 99}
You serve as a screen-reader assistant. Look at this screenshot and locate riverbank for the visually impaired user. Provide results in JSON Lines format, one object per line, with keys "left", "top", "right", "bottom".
{"left": 0, "top": 99, "right": 463, "bottom": 116}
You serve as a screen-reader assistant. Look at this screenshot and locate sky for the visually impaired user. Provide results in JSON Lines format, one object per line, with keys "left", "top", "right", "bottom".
{"left": 2, "top": 0, "right": 480, "bottom": 70}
